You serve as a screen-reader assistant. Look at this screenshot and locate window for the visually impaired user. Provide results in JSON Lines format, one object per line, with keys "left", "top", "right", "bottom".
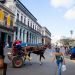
{"left": 24, "top": 16, "right": 26, "bottom": 24}
{"left": 35, "top": 25, "right": 36, "bottom": 30}
{"left": 23, "top": 30, "right": 25, "bottom": 42}
{"left": 31, "top": 21, "right": 32, "bottom": 27}
{"left": 17, "top": 13, "right": 19, "bottom": 20}
{"left": 33, "top": 24, "right": 34, "bottom": 29}
{"left": 28, "top": 19, "right": 29, "bottom": 27}
{"left": 21, "top": 15, "right": 23, "bottom": 22}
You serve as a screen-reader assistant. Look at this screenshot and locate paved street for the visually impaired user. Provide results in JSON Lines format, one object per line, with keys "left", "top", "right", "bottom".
{"left": 4, "top": 48, "right": 75, "bottom": 75}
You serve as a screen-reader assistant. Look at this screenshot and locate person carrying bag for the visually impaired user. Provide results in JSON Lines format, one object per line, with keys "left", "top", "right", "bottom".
{"left": 52, "top": 47, "right": 66, "bottom": 75}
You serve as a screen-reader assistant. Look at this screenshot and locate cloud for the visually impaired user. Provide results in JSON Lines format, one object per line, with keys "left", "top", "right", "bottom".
{"left": 50, "top": 0, "right": 75, "bottom": 20}
{"left": 50, "top": 0, "right": 75, "bottom": 8}
{"left": 51, "top": 35, "right": 61, "bottom": 43}
{"left": 64, "top": 7, "right": 75, "bottom": 20}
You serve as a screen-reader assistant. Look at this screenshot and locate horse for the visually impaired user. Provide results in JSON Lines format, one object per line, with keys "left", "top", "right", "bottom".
{"left": 25, "top": 44, "right": 49, "bottom": 64}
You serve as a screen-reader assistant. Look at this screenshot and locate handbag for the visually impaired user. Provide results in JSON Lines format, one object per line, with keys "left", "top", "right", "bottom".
{"left": 61, "top": 64, "right": 66, "bottom": 71}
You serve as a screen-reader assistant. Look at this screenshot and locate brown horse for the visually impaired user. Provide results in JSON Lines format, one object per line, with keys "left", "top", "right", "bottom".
{"left": 24, "top": 44, "right": 49, "bottom": 64}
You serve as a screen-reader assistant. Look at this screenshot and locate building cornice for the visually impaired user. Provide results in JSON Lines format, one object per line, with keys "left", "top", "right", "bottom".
{"left": 0, "top": 3, "right": 14, "bottom": 16}
{"left": 42, "top": 35, "right": 51, "bottom": 40}
{"left": 16, "top": 0, "right": 37, "bottom": 22}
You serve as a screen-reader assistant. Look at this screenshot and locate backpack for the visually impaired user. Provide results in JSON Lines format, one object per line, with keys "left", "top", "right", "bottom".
{"left": 56, "top": 55, "right": 63, "bottom": 62}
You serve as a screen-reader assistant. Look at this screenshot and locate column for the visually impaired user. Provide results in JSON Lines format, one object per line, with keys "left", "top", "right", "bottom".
{"left": 31, "top": 34, "right": 33, "bottom": 44}
{"left": 36, "top": 36, "right": 37, "bottom": 44}
{"left": 32, "top": 34, "right": 33, "bottom": 44}
{"left": 33, "top": 35, "right": 34, "bottom": 44}
{"left": 21, "top": 29, "right": 23, "bottom": 42}
{"left": 17, "top": 27, "right": 20, "bottom": 40}
{"left": 31, "top": 33, "right": 32, "bottom": 44}
{"left": 44, "top": 38, "right": 45, "bottom": 45}
{"left": 30, "top": 33, "right": 31, "bottom": 44}
{"left": 23, "top": 30, "right": 25, "bottom": 42}
{"left": 24, "top": 30, "right": 27, "bottom": 43}
{"left": 28, "top": 32, "right": 30, "bottom": 44}
{"left": 37, "top": 36, "right": 38, "bottom": 44}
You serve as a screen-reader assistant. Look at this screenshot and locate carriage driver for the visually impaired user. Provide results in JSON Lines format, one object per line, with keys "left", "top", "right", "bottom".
{"left": 7, "top": 40, "right": 22, "bottom": 60}
{"left": 7, "top": 40, "right": 31, "bottom": 61}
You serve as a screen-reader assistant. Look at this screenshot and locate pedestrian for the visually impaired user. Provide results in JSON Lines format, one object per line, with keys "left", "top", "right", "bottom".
{"left": 52, "top": 47, "right": 65, "bottom": 75}
{"left": 0, "top": 40, "right": 4, "bottom": 68}
{"left": 0, "top": 40, "right": 7, "bottom": 75}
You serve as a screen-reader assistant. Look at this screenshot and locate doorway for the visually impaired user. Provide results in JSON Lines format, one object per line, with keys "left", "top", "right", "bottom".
{"left": 1, "top": 32, "right": 5, "bottom": 42}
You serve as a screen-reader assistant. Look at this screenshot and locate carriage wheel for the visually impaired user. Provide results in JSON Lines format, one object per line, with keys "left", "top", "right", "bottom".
{"left": 12, "top": 56, "right": 23, "bottom": 68}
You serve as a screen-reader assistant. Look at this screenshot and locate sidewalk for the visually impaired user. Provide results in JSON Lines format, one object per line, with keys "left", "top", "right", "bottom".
{"left": 65, "top": 55, "right": 75, "bottom": 63}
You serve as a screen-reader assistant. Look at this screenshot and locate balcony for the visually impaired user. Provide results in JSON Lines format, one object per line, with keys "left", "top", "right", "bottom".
{"left": 16, "top": 19, "right": 42, "bottom": 36}
{"left": 0, "top": 21, "right": 14, "bottom": 32}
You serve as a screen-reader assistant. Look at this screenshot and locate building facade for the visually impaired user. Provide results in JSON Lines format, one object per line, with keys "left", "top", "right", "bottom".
{"left": 0, "top": 3, "right": 14, "bottom": 47}
{"left": 42, "top": 27, "right": 51, "bottom": 45}
{"left": 4, "top": 0, "right": 42, "bottom": 44}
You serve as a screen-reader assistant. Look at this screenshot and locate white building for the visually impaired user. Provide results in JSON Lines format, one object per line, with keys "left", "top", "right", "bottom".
{"left": 4, "top": 0, "right": 42, "bottom": 44}
{"left": 42, "top": 27, "right": 51, "bottom": 45}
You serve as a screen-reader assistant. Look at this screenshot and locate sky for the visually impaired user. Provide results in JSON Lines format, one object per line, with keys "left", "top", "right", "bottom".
{"left": 21, "top": 0, "right": 75, "bottom": 43}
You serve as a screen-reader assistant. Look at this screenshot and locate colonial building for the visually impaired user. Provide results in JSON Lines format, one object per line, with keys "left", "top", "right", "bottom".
{"left": 4, "top": 0, "right": 42, "bottom": 44}
{"left": 42, "top": 27, "right": 51, "bottom": 45}
{"left": 0, "top": 3, "right": 14, "bottom": 47}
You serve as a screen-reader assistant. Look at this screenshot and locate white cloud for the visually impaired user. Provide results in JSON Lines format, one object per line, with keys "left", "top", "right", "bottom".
{"left": 50, "top": 0, "right": 75, "bottom": 8}
{"left": 50, "top": 0, "right": 75, "bottom": 20}
{"left": 51, "top": 35, "right": 61, "bottom": 43}
{"left": 64, "top": 7, "right": 75, "bottom": 20}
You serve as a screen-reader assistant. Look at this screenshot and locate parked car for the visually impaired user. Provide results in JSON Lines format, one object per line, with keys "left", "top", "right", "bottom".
{"left": 70, "top": 47, "right": 75, "bottom": 60}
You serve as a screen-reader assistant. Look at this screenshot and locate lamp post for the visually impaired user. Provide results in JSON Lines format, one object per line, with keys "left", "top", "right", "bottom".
{"left": 70, "top": 30, "right": 73, "bottom": 39}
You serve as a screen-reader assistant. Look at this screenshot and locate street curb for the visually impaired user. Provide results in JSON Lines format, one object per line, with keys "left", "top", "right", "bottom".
{"left": 65, "top": 58, "right": 75, "bottom": 63}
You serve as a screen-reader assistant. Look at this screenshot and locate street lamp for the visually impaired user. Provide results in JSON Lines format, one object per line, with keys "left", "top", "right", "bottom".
{"left": 70, "top": 30, "right": 73, "bottom": 38}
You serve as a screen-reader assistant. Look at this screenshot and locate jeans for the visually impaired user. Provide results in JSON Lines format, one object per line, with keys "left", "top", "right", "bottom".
{"left": 56, "top": 60, "right": 62, "bottom": 75}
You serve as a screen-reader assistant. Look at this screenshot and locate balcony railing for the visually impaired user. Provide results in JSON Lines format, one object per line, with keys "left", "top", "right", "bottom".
{"left": 16, "top": 19, "right": 42, "bottom": 36}
{"left": 0, "top": 21, "right": 14, "bottom": 32}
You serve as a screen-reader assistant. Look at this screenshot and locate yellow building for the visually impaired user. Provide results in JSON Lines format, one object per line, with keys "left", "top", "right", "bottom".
{"left": 0, "top": 3, "right": 15, "bottom": 47}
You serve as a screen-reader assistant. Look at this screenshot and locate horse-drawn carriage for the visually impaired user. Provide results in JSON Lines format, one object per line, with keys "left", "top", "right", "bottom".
{"left": 7, "top": 42, "right": 50, "bottom": 68}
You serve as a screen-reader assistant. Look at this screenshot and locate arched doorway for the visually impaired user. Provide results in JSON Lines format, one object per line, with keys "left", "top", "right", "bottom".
{"left": 27, "top": 31, "right": 29, "bottom": 43}
{"left": 23, "top": 30, "right": 25, "bottom": 42}
{"left": 20, "top": 28, "right": 22, "bottom": 40}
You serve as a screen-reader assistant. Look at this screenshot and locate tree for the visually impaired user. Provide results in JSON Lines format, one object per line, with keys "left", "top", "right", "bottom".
{"left": 59, "top": 38, "right": 75, "bottom": 46}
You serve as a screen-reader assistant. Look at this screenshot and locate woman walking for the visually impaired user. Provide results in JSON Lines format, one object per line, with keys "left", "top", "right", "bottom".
{"left": 52, "top": 47, "right": 65, "bottom": 75}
